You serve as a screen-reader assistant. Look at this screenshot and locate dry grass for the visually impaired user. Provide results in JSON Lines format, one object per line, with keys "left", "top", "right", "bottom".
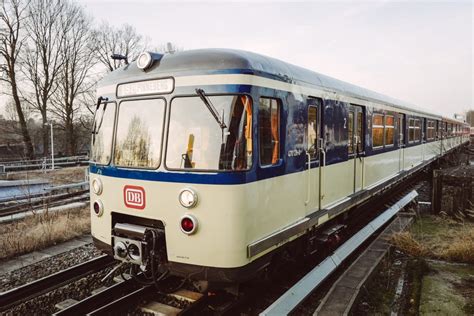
{"left": 390, "top": 232, "right": 431, "bottom": 257}
{"left": 0, "top": 207, "right": 90, "bottom": 260}
{"left": 390, "top": 215, "right": 474, "bottom": 264}
{"left": 6, "top": 166, "right": 88, "bottom": 185}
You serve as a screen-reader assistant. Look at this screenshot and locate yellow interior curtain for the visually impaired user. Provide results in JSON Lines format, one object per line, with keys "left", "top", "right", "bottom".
{"left": 241, "top": 96, "right": 252, "bottom": 156}
{"left": 271, "top": 106, "right": 279, "bottom": 163}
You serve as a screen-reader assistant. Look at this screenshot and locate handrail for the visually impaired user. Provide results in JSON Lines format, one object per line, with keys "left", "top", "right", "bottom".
{"left": 305, "top": 152, "right": 311, "bottom": 206}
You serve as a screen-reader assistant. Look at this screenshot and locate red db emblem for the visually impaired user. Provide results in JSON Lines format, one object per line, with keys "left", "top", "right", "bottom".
{"left": 123, "top": 185, "right": 146, "bottom": 209}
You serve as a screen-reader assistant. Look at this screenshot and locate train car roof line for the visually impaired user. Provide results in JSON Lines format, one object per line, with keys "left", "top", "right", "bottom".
{"left": 99, "top": 48, "right": 463, "bottom": 121}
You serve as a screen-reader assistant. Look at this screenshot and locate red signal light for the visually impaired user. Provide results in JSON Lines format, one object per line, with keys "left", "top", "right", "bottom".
{"left": 180, "top": 215, "right": 197, "bottom": 234}
{"left": 93, "top": 202, "right": 100, "bottom": 214}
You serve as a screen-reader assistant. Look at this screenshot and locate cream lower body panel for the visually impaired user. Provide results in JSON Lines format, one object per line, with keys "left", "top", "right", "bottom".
{"left": 91, "top": 141, "right": 454, "bottom": 269}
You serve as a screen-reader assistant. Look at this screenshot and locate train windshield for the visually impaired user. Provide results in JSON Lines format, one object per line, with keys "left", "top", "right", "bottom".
{"left": 166, "top": 95, "right": 252, "bottom": 171}
{"left": 114, "top": 99, "right": 166, "bottom": 168}
{"left": 91, "top": 102, "right": 116, "bottom": 164}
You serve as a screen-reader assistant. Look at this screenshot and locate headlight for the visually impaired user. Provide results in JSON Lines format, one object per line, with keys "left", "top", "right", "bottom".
{"left": 178, "top": 188, "right": 198, "bottom": 208}
{"left": 92, "top": 178, "right": 103, "bottom": 195}
{"left": 137, "top": 52, "right": 152, "bottom": 70}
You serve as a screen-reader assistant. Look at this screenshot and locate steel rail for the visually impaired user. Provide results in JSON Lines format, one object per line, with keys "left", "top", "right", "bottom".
{"left": 0, "top": 255, "right": 114, "bottom": 312}
{"left": 0, "top": 190, "right": 89, "bottom": 216}
{"left": 85, "top": 285, "right": 152, "bottom": 316}
{"left": 53, "top": 279, "right": 142, "bottom": 316}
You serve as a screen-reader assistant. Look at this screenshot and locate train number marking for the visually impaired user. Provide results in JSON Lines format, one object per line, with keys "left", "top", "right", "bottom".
{"left": 123, "top": 185, "right": 146, "bottom": 210}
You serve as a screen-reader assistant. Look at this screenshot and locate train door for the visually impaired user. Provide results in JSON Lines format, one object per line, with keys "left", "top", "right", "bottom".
{"left": 398, "top": 113, "right": 406, "bottom": 171}
{"left": 305, "top": 97, "right": 321, "bottom": 213}
{"left": 348, "top": 105, "right": 364, "bottom": 193}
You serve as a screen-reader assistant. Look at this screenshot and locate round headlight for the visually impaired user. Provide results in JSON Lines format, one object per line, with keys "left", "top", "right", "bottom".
{"left": 92, "top": 178, "right": 103, "bottom": 195}
{"left": 179, "top": 188, "right": 198, "bottom": 208}
{"left": 136, "top": 52, "right": 152, "bottom": 70}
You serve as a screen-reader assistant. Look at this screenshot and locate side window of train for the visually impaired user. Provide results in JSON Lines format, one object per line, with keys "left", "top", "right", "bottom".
{"left": 307, "top": 106, "right": 318, "bottom": 159}
{"left": 372, "top": 113, "right": 384, "bottom": 148}
{"left": 385, "top": 115, "right": 395, "bottom": 146}
{"left": 427, "top": 120, "right": 435, "bottom": 141}
{"left": 259, "top": 97, "right": 280, "bottom": 166}
{"left": 408, "top": 118, "right": 421, "bottom": 143}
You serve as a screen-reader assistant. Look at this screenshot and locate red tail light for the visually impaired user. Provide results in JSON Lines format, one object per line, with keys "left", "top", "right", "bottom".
{"left": 180, "top": 215, "right": 197, "bottom": 235}
{"left": 93, "top": 200, "right": 103, "bottom": 217}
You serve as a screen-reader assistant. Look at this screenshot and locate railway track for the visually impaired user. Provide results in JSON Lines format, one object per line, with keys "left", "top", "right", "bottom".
{"left": 53, "top": 278, "right": 208, "bottom": 315}
{"left": 0, "top": 190, "right": 89, "bottom": 217}
{"left": 0, "top": 255, "right": 115, "bottom": 313}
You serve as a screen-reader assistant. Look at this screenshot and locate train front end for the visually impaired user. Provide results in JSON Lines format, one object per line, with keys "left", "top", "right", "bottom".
{"left": 89, "top": 52, "right": 260, "bottom": 286}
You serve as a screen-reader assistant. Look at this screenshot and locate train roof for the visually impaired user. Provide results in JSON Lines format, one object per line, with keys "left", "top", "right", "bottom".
{"left": 101, "top": 48, "right": 464, "bottom": 122}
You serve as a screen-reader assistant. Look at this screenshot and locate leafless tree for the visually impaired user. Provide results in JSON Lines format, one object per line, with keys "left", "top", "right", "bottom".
{"left": 21, "top": 0, "right": 72, "bottom": 157}
{"left": 93, "top": 22, "right": 147, "bottom": 72}
{"left": 0, "top": 0, "right": 35, "bottom": 159}
{"left": 49, "top": 2, "right": 96, "bottom": 155}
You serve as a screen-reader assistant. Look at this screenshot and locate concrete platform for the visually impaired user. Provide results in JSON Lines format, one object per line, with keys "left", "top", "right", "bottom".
{"left": 315, "top": 215, "right": 413, "bottom": 316}
{"left": 0, "top": 235, "right": 92, "bottom": 275}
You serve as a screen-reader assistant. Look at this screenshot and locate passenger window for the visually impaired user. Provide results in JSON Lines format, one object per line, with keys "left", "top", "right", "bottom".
{"left": 259, "top": 98, "right": 280, "bottom": 165}
{"left": 408, "top": 118, "right": 421, "bottom": 143}
{"left": 372, "top": 114, "right": 384, "bottom": 147}
{"left": 385, "top": 115, "right": 395, "bottom": 146}
{"left": 427, "top": 120, "right": 435, "bottom": 140}
{"left": 414, "top": 119, "right": 421, "bottom": 141}
{"left": 308, "top": 106, "right": 318, "bottom": 159}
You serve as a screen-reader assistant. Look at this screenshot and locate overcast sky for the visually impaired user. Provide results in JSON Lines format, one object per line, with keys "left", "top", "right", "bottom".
{"left": 1, "top": 0, "right": 472, "bottom": 117}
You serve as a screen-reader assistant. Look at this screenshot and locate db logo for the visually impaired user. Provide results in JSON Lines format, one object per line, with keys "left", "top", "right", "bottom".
{"left": 123, "top": 185, "right": 146, "bottom": 209}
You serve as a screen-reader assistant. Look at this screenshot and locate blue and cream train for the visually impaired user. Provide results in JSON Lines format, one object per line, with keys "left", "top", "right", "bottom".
{"left": 90, "top": 49, "right": 470, "bottom": 285}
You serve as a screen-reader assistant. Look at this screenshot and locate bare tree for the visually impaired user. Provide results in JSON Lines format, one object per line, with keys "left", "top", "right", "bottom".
{"left": 21, "top": 0, "right": 73, "bottom": 157}
{"left": 0, "top": 0, "right": 35, "bottom": 159}
{"left": 50, "top": 2, "right": 96, "bottom": 155}
{"left": 93, "top": 22, "right": 147, "bottom": 72}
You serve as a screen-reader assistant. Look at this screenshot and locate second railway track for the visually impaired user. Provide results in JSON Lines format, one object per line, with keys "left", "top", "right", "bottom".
{"left": 0, "top": 255, "right": 114, "bottom": 313}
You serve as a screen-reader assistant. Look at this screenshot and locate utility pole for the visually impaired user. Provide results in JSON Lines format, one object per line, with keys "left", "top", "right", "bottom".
{"left": 46, "top": 122, "right": 54, "bottom": 169}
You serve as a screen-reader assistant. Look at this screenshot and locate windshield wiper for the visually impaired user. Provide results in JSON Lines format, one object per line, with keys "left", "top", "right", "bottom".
{"left": 92, "top": 96, "right": 109, "bottom": 142}
{"left": 195, "top": 88, "right": 227, "bottom": 130}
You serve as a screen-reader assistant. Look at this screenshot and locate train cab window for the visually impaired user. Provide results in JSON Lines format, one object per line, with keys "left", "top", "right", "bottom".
{"left": 91, "top": 102, "right": 116, "bottom": 165}
{"left": 115, "top": 99, "right": 165, "bottom": 168}
{"left": 385, "top": 115, "right": 395, "bottom": 146}
{"left": 166, "top": 95, "right": 253, "bottom": 171}
{"left": 307, "top": 106, "right": 318, "bottom": 159}
{"left": 259, "top": 98, "right": 280, "bottom": 166}
{"left": 372, "top": 114, "right": 384, "bottom": 148}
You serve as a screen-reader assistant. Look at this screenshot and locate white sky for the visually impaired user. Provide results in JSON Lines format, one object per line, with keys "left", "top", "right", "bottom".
{"left": 1, "top": 0, "right": 473, "bottom": 118}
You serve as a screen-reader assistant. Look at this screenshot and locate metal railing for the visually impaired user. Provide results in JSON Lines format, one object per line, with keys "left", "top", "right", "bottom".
{"left": 0, "top": 155, "right": 89, "bottom": 172}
